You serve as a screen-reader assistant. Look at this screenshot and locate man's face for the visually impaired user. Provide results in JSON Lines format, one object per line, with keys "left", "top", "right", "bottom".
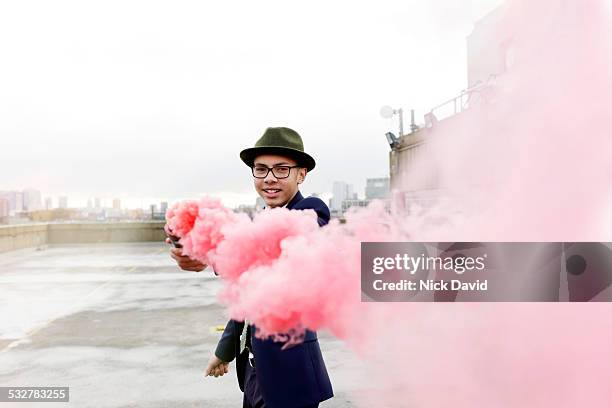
{"left": 253, "top": 154, "right": 307, "bottom": 208}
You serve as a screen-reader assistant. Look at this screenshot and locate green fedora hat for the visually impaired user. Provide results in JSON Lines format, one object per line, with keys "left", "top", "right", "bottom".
{"left": 240, "top": 127, "right": 316, "bottom": 171}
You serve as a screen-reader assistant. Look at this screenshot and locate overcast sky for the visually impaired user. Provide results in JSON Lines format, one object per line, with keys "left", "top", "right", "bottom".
{"left": 0, "top": 0, "right": 504, "bottom": 208}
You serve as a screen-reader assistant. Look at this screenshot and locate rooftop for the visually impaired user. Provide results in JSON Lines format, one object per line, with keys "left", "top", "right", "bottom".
{"left": 0, "top": 243, "right": 360, "bottom": 407}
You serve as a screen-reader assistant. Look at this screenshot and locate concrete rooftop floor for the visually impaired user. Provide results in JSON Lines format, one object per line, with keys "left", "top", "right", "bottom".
{"left": 0, "top": 243, "right": 365, "bottom": 407}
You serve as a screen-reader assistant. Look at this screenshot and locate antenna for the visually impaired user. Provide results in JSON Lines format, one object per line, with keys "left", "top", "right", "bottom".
{"left": 380, "top": 105, "right": 404, "bottom": 136}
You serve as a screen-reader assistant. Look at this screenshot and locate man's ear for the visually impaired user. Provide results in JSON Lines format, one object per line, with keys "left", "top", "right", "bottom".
{"left": 298, "top": 168, "right": 307, "bottom": 184}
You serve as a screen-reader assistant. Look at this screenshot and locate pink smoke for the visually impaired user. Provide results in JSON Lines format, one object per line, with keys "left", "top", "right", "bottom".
{"left": 167, "top": 0, "right": 612, "bottom": 406}
{"left": 164, "top": 199, "right": 199, "bottom": 238}
{"left": 362, "top": 1, "right": 612, "bottom": 406}
{"left": 399, "top": 0, "right": 612, "bottom": 243}
{"left": 166, "top": 198, "right": 401, "bottom": 345}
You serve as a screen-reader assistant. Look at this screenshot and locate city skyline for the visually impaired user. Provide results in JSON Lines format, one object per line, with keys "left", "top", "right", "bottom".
{"left": 0, "top": 176, "right": 388, "bottom": 212}
{"left": 1, "top": 174, "right": 389, "bottom": 225}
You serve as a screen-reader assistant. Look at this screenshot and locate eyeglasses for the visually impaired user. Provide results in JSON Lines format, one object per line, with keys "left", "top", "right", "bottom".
{"left": 252, "top": 165, "right": 300, "bottom": 179}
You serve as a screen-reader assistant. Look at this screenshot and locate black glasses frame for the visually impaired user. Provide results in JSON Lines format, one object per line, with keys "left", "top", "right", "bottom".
{"left": 251, "top": 165, "right": 301, "bottom": 179}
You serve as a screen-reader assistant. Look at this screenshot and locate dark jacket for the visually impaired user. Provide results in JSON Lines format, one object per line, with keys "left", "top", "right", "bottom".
{"left": 214, "top": 191, "right": 333, "bottom": 408}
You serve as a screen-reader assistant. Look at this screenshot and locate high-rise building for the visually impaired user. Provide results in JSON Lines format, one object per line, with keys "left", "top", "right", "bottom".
{"left": 160, "top": 201, "right": 168, "bottom": 214}
{"left": 0, "top": 198, "right": 9, "bottom": 218}
{"left": 22, "top": 189, "right": 42, "bottom": 212}
{"left": 330, "top": 181, "right": 355, "bottom": 212}
{"left": 150, "top": 204, "right": 162, "bottom": 220}
{"left": 94, "top": 197, "right": 101, "bottom": 209}
{"left": 365, "top": 178, "right": 390, "bottom": 200}
{"left": 113, "top": 198, "right": 121, "bottom": 210}
{"left": 15, "top": 192, "right": 23, "bottom": 213}
{"left": 0, "top": 191, "right": 16, "bottom": 212}
{"left": 59, "top": 196, "right": 68, "bottom": 209}
{"left": 45, "top": 197, "right": 53, "bottom": 210}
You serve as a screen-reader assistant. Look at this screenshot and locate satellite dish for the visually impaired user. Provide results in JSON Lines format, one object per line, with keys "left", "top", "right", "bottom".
{"left": 380, "top": 105, "right": 394, "bottom": 119}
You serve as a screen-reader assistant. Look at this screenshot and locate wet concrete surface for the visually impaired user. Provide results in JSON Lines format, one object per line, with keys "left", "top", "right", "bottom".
{"left": 0, "top": 243, "right": 364, "bottom": 407}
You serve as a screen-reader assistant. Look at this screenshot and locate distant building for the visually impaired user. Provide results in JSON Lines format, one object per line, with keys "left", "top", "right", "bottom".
{"left": 150, "top": 204, "right": 165, "bottom": 220}
{"left": 45, "top": 197, "right": 53, "bottom": 210}
{"left": 94, "top": 197, "right": 101, "bottom": 210}
{"left": 330, "top": 182, "right": 355, "bottom": 214}
{"left": 341, "top": 199, "right": 370, "bottom": 213}
{"left": 22, "top": 189, "right": 42, "bottom": 212}
{"left": 27, "top": 208, "right": 78, "bottom": 222}
{"left": 126, "top": 208, "right": 147, "bottom": 220}
{"left": 365, "top": 178, "right": 390, "bottom": 200}
{"left": 0, "top": 191, "right": 23, "bottom": 213}
{"left": 59, "top": 196, "right": 68, "bottom": 209}
{"left": 15, "top": 192, "right": 23, "bottom": 213}
{"left": 0, "top": 198, "right": 9, "bottom": 219}
{"left": 113, "top": 198, "right": 121, "bottom": 210}
{"left": 160, "top": 201, "right": 168, "bottom": 214}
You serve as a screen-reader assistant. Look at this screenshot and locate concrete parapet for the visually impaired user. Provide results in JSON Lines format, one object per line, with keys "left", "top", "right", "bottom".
{"left": 48, "top": 222, "right": 166, "bottom": 244}
{"left": 0, "top": 224, "right": 48, "bottom": 253}
{"left": 0, "top": 222, "right": 166, "bottom": 253}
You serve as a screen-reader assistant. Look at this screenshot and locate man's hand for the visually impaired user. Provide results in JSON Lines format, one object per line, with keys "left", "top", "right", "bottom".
{"left": 204, "top": 354, "right": 229, "bottom": 378}
{"left": 166, "top": 238, "right": 208, "bottom": 272}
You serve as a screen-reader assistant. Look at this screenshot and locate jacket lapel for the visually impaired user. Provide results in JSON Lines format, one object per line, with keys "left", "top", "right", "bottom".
{"left": 286, "top": 191, "right": 303, "bottom": 210}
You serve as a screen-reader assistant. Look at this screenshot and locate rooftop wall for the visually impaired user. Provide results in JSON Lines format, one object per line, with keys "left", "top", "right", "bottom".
{"left": 0, "top": 222, "right": 166, "bottom": 253}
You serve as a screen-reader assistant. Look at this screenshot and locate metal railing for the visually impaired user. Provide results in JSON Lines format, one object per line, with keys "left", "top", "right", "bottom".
{"left": 426, "top": 74, "right": 498, "bottom": 124}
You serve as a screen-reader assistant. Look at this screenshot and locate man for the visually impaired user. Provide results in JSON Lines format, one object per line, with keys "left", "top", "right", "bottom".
{"left": 169, "top": 127, "right": 334, "bottom": 408}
